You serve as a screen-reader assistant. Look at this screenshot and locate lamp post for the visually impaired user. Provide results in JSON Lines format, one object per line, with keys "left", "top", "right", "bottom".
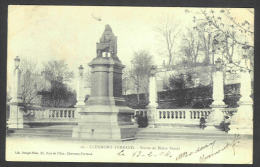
{"left": 76, "top": 65, "right": 85, "bottom": 106}
{"left": 14, "top": 56, "right": 20, "bottom": 69}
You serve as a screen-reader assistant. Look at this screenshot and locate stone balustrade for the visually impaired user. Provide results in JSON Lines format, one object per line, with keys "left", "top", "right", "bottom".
{"left": 134, "top": 108, "right": 237, "bottom": 126}
{"left": 134, "top": 110, "right": 148, "bottom": 117}
{"left": 23, "top": 108, "right": 77, "bottom": 123}
{"left": 156, "top": 109, "right": 212, "bottom": 125}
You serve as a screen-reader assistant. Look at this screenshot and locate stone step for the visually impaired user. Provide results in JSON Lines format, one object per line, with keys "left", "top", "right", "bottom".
{"left": 135, "top": 127, "right": 235, "bottom": 140}
{"left": 7, "top": 126, "right": 74, "bottom": 138}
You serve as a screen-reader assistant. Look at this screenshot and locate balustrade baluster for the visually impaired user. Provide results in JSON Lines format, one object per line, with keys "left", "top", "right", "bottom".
{"left": 64, "top": 110, "right": 67, "bottom": 118}
{"left": 179, "top": 111, "right": 182, "bottom": 119}
{"left": 193, "top": 111, "right": 196, "bottom": 119}
{"left": 52, "top": 110, "right": 54, "bottom": 118}
{"left": 159, "top": 111, "right": 162, "bottom": 119}
{"left": 56, "top": 110, "right": 59, "bottom": 118}
{"left": 171, "top": 111, "right": 174, "bottom": 119}
{"left": 60, "top": 110, "right": 63, "bottom": 118}
{"left": 197, "top": 111, "right": 200, "bottom": 119}
{"left": 163, "top": 111, "right": 166, "bottom": 119}
{"left": 183, "top": 111, "right": 186, "bottom": 119}
{"left": 72, "top": 110, "right": 75, "bottom": 118}
{"left": 68, "top": 110, "right": 71, "bottom": 118}
{"left": 175, "top": 111, "right": 178, "bottom": 119}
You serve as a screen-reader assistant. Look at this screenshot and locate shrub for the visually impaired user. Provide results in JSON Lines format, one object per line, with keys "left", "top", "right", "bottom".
{"left": 219, "top": 116, "right": 231, "bottom": 132}
{"left": 136, "top": 115, "right": 148, "bottom": 128}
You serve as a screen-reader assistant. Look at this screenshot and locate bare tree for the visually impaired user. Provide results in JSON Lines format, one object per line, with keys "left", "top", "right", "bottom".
{"left": 122, "top": 68, "right": 132, "bottom": 95}
{"left": 194, "top": 9, "right": 254, "bottom": 70}
{"left": 130, "top": 50, "right": 153, "bottom": 104}
{"left": 19, "top": 58, "right": 47, "bottom": 109}
{"left": 180, "top": 28, "right": 201, "bottom": 67}
{"left": 156, "top": 17, "right": 179, "bottom": 68}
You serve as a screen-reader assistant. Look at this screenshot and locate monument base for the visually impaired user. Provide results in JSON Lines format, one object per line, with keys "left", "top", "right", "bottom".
{"left": 7, "top": 105, "right": 24, "bottom": 129}
{"left": 229, "top": 102, "right": 253, "bottom": 135}
{"left": 146, "top": 105, "right": 157, "bottom": 128}
{"left": 72, "top": 105, "right": 137, "bottom": 140}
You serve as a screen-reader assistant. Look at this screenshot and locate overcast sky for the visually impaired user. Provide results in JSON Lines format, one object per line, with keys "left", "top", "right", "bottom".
{"left": 7, "top": 6, "right": 253, "bottom": 91}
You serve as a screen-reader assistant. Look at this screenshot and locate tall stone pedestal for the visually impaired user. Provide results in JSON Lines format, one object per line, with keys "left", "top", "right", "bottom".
{"left": 8, "top": 56, "right": 24, "bottom": 129}
{"left": 73, "top": 26, "right": 137, "bottom": 140}
{"left": 146, "top": 66, "right": 158, "bottom": 128}
{"left": 206, "top": 106, "right": 226, "bottom": 130}
{"left": 229, "top": 101, "right": 253, "bottom": 135}
{"left": 206, "top": 58, "right": 226, "bottom": 130}
{"left": 8, "top": 103, "right": 24, "bottom": 129}
{"left": 73, "top": 57, "right": 137, "bottom": 140}
{"left": 229, "top": 67, "right": 253, "bottom": 135}
{"left": 73, "top": 105, "right": 137, "bottom": 140}
{"left": 146, "top": 106, "right": 157, "bottom": 128}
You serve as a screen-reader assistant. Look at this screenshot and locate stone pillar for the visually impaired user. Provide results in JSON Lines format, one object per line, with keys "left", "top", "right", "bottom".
{"left": 8, "top": 56, "right": 24, "bottom": 129}
{"left": 76, "top": 65, "right": 85, "bottom": 106}
{"left": 207, "top": 58, "right": 226, "bottom": 129}
{"left": 229, "top": 56, "right": 253, "bottom": 135}
{"left": 147, "top": 65, "right": 158, "bottom": 128}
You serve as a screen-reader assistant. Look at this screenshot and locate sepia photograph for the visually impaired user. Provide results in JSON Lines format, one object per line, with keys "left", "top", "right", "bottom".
{"left": 6, "top": 5, "right": 254, "bottom": 164}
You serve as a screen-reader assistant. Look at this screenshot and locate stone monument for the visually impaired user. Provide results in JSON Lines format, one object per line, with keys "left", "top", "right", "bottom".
{"left": 73, "top": 25, "right": 137, "bottom": 140}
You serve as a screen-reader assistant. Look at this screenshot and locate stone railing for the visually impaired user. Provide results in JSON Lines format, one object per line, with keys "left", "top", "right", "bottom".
{"left": 134, "top": 108, "right": 237, "bottom": 126}
{"left": 156, "top": 109, "right": 212, "bottom": 125}
{"left": 23, "top": 107, "right": 78, "bottom": 123}
{"left": 134, "top": 109, "right": 148, "bottom": 117}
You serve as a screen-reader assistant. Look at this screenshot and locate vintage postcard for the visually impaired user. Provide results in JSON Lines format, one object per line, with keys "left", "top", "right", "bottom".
{"left": 6, "top": 5, "right": 253, "bottom": 163}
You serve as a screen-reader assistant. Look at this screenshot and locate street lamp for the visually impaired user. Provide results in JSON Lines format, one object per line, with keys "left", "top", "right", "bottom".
{"left": 241, "top": 45, "right": 250, "bottom": 70}
{"left": 150, "top": 65, "right": 157, "bottom": 76}
{"left": 14, "top": 56, "right": 20, "bottom": 69}
{"left": 215, "top": 58, "right": 222, "bottom": 71}
{"left": 78, "top": 65, "right": 84, "bottom": 76}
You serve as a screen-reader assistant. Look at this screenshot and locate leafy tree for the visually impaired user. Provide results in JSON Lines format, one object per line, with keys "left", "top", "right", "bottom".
{"left": 40, "top": 60, "right": 75, "bottom": 107}
{"left": 187, "top": 8, "right": 253, "bottom": 71}
{"left": 166, "top": 73, "right": 194, "bottom": 107}
{"left": 130, "top": 50, "right": 153, "bottom": 104}
{"left": 42, "top": 60, "right": 73, "bottom": 83}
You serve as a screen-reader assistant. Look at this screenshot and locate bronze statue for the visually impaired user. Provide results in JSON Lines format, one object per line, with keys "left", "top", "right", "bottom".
{"left": 96, "top": 24, "right": 118, "bottom": 59}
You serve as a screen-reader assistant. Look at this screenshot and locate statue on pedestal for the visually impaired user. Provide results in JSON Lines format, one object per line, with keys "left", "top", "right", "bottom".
{"left": 96, "top": 24, "right": 118, "bottom": 60}
{"left": 73, "top": 24, "right": 137, "bottom": 140}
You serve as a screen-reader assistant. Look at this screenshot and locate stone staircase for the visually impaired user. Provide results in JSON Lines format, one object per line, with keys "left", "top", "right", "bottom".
{"left": 135, "top": 127, "right": 236, "bottom": 140}
{"left": 7, "top": 126, "right": 250, "bottom": 140}
{"left": 7, "top": 125, "right": 74, "bottom": 139}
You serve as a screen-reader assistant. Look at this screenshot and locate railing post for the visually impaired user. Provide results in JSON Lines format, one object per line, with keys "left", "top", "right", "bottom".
{"left": 147, "top": 65, "right": 158, "bottom": 128}
{"left": 206, "top": 58, "right": 227, "bottom": 129}
{"left": 8, "top": 56, "right": 24, "bottom": 129}
{"left": 229, "top": 55, "right": 253, "bottom": 135}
